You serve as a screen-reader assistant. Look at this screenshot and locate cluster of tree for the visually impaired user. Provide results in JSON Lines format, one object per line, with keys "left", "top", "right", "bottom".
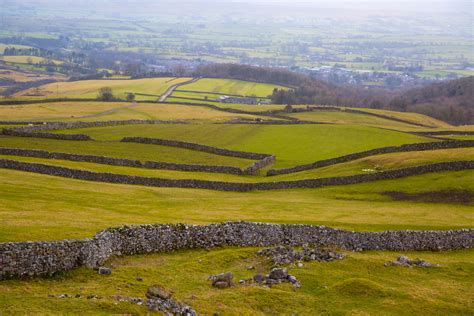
{"left": 194, "top": 63, "right": 314, "bottom": 88}
{"left": 391, "top": 76, "right": 473, "bottom": 125}
{"left": 96, "top": 87, "right": 135, "bottom": 102}
{"left": 3, "top": 47, "right": 55, "bottom": 58}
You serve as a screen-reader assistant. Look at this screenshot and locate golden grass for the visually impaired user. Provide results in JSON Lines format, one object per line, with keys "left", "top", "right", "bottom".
{"left": 14, "top": 77, "right": 191, "bottom": 100}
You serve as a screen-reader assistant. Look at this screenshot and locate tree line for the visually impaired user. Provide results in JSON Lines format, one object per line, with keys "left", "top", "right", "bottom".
{"left": 194, "top": 63, "right": 472, "bottom": 125}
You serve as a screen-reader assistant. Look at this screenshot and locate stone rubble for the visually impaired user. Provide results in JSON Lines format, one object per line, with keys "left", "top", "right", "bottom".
{"left": 1, "top": 221, "right": 472, "bottom": 280}
{"left": 385, "top": 255, "right": 440, "bottom": 268}
{"left": 257, "top": 245, "right": 345, "bottom": 266}
{"left": 146, "top": 285, "right": 197, "bottom": 316}
{"left": 209, "top": 272, "right": 233, "bottom": 289}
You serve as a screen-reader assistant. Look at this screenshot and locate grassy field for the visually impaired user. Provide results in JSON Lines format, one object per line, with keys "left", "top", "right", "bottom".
{"left": 287, "top": 110, "right": 428, "bottom": 130}
{"left": 1, "top": 247, "right": 472, "bottom": 314}
{"left": 0, "top": 55, "right": 64, "bottom": 65}
{"left": 1, "top": 77, "right": 473, "bottom": 315}
{"left": 0, "top": 168, "right": 472, "bottom": 242}
{"left": 3, "top": 147, "right": 471, "bottom": 184}
{"left": 14, "top": 77, "right": 191, "bottom": 100}
{"left": 55, "top": 124, "right": 434, "bottom": 168}
{"left": 0, "top": 136, "right": 253, "bottom": 167}
{"left": 358, "top": 108, "right": 453, "bottom": 129}
{"left": 174, "top": 78, "right": 287, "bottom": 97}
{"left": 0, "top": 101, "right": 268, "bottom": 122}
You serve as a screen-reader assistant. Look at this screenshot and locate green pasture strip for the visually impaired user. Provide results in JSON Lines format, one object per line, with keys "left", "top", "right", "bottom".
{"left": 172, "top": 90, "right": 272, "bottom": 100}
{"left": 14, "top": 77, "right": 191, "bottom": 100}
{"left": 177, "top": 78, "right": 286, "bottom": 96}
{"left": 53, "top": 124, "right": 434, "bottom": 168}
{"left": 0, "top": 155, "right": 256, "bottom": 182}
{"left": 0, "top": 101, "right": 268, "bottom": 122}
{"left": 355, "top": 108, "right": 452, "bottom": 129}
{"left": 442, "top": 135, "right": 474, "bottom": 141}
{"left": 1, "top": 248, "right": 472, "bottom": 314}
{"left": 272, "top": 148, "right": 474, "bottom": 180}
{"left": 287, "top": 110, "right": 427, "bottom": 130}
{"left": 0, "top": 168, "right": 472, "bottom": 242}
{"left": 0, "top": 136, "right": 253, "bottom": 168}
{"left": 3, "top": 147, "right": 470, "bottom": 183}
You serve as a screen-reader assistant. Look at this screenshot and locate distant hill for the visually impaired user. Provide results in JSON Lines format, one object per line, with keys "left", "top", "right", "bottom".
{"left": 395, "top": 76, "right": 473, "bottom": 125}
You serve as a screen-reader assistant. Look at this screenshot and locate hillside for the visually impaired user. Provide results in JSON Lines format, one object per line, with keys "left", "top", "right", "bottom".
{"left": 0, "top": 76, "right": 473, "bottom": 315}
{"left": 398, "top": 76, "right": 474, "bottom": 125}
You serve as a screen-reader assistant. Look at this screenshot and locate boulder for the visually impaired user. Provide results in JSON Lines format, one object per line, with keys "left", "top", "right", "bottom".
{"left": 253, "top": 274, "right": 265, "bottom": 283}
{"left": 146, "top": 285, "right": 173, "bottom": 300}
{"left": 209, "top": 272, "right": 233, "bottom": 288}
{"left": 268, "top": 268, "right": 288, "bottom": 280}
{"left": 98, "top": 267, "right": 111, "bottom": 275}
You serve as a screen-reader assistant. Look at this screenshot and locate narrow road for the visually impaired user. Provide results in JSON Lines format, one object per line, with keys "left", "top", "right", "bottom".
{"left": 158, "top": 77, "right": 201, "bottom": 102}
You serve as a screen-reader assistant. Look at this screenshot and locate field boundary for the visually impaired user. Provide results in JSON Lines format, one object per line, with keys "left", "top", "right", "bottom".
{"left": 121, "top": 136, "right": 272, "bottom": 160}
{"left": 0, "top": 147, "right": 252, "bottom": 175}
{"left": 292, "top": 106, "right": 437, "bottom": 128}
{"left": 1, "top": 221, "right": 472, "bottom": 280}
{"left": 121, "top": 136, "right": 276, "bottom": 174}
{"left": 267, "top": 140, "right": 474, "bottom": 176}
{"left": 0, "top": 158, "right": 472, "bottom": 192}
{"left": 173, "top": 89, "right": 271, "bottom": 99}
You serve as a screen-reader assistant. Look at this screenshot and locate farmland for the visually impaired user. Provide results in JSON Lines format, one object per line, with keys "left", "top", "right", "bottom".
{"left": 14, "top": 77, "right": 192, "bottom": 100}
{"left": 167, "top": 78, "right": 286, "bottom": 106}
{"left": 0, "top": 76, "right": 473, "bottom": 315}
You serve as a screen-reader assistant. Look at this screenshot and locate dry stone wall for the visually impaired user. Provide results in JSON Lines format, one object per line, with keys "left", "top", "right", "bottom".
{"left": 0, "top": 147, "right": 246, "bottom": 175}
{"left": 268, "top": 140, "right": 474, "bottom": 176}
{"left": 3, "top": 120, "right": 187, "bottom": 134}
{"left": 2, "top": 129, "right": 91, "bottom": 141}
{"left": 0, "top": 158, "right": 472, "bottom": 192}
{"left": 121, "top": 137, "right": 271, "bottom": 160}
{"left": 1, "top": 222, "right": 472, "bottom": 280}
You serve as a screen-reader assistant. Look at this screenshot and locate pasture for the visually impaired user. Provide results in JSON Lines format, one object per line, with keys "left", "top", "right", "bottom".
{"left": 0, "top": 55, "right": 64, "bottom": 65}
{"left": 14, "top": 77, "right": 192, "bottom": 100}
{"left": 0, "top": 80, "right": 473, "bottom": 315}
{"left": 55, "top": 123, "right": 434, "bottom": 168}
{"left": 0, "top": 102, "right": 268, "bottom": 122}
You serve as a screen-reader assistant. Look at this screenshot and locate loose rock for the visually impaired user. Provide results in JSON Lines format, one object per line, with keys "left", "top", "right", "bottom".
{"left": 209, "top": 272, "right": 233, "bottom": 288}
{"left": 385, "top": 256, "right": 440, "bottom": 268}
{"left": 98, "top": 267, "right": 112, "bottom": 275}
{"left": 257, "top": 246, "right": 345, "bottom": 266}
{"left": 147, "top": 285, "right": 173, "bottom": 300}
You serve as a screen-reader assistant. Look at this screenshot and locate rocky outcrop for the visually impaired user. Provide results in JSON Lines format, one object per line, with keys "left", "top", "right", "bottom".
{"left": 0, "top": 221, "right": 472, "bottom": 280}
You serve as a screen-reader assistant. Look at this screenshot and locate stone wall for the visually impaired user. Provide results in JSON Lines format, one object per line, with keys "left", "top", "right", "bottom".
{"left": 414, "top": 131, "right": 474, "bottom": 136}
{"left": 306, "top": 106, "right": 434, "bottom": 128}
{"left": 3, "top": 120, "right": 186, "bottom": 134}
{"left": 0, "top": 158, "right": 472, "bottom": 192}
{"left": 242, "top": 155, "right": 276, "bottom": 175}
{"left": 1, "top": 129, "right": 91, "bottom": 141}
{"left": 0, "top": 147, "right": 246, "bottom": 175}
{"left": 121, "top": 137, "right": 272, "bottom": 160}
{"left": 268, "top": 140, "right": 474, "bottom": 176}
{"left": 1, "top": 222, "right": 472, "bottom": 280}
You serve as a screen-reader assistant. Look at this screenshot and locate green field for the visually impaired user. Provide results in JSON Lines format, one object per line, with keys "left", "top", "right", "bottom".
{"left": 174, "top": 78, "right": 287, "bottom": 97}
{"left": 0, "top": 79, "right": 473, "bottom": 315}
{"left": 0, "top": 55, "right": 64, "bottom": 65}
{"left": 1, "top": 248, "right": 472, "bottom": 315}
{"left": 15, "top": 77, "right": 191, "bottom": 100}
{"left": 167, "top": 78, "right": 287, "bottom": 107}
{"left": 288, "top": 109, "right": 451, "bottom": 130}
{"left": 0, "top": 101, "right": 268, "bottom": 122}
{"left": 55, "top": 123, "right": 434, "bottom": 168}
